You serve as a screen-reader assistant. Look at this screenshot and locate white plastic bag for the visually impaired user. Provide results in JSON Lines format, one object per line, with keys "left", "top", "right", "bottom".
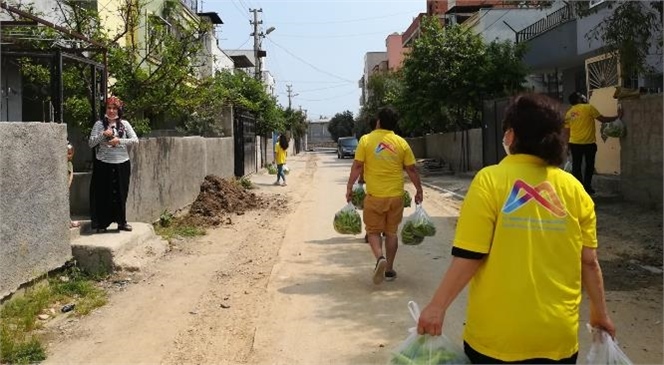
{"left": 283, "top": 164, "right": 290, "bottom": 174}
{"left": 351, "top": 183, "right": 366, "bottom": 209}
{"left": 389, "top": 301, "right": 469, "bottom": 365}
{"left": 586, "top": 324, "right": 633, "bottom": 365}
{"left": 333, "top": 202, "right": 362, "bottom": 235}
{"left": 563, "top": 157, "right": 573, "bottom": 173}
{"left": 401, "top": 205, "right": 436, "bottom": 245}
{"left": 601, "top": 118, "right": 626, "bottom": 141}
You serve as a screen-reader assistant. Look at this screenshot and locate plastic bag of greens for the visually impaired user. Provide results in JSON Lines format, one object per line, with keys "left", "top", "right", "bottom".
{"left": 600, "top": 118, "right": 626, "bottom": 141}
{"left": 401, "top": 205, "right": 436, "bottom": 245}
{"left": 389, "top": 301, "right": 469, "bottom": 365}
{"left": 351, "top": 183, "right": 366, "bottom": 209}
{"left": 267, "top": 163, "right": 277, "bottom": 175}
{"left": 333, "top": 202, "right": 362, "bottom": 235}
{"left": 403, "top": 190, "right": 412, "bottom": 208}
{"left": 586, "top": 325, "right": 633, "bottom": 365}
{"left": 563, "top": 157, "right": 573, "bottom": 173}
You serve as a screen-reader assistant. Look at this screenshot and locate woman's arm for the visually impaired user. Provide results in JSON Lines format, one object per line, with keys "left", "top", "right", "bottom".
{"left": 120, "top": 120, "right": 139, "bottom": 146}
{"left": 88, "top": 121, "right": 106, "bottom": 148}
{"left": 417, "top": 257, "right": 484, "bottom": 336}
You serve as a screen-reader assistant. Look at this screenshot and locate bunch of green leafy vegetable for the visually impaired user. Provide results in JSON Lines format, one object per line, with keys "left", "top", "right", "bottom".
{"left": 401, "top": 219, "right": 436, "bottom": 245}
{"left": 333, "top": 208, "right": 362, "bottom": 235}
{"left": 352, "top": 185, "right": 366, "bottom": 209}
{"left": 403, "top": 190, "right": 412, "bottom": 207}
{"left": 391, "top": 336, "right": 467, "bottom": 365}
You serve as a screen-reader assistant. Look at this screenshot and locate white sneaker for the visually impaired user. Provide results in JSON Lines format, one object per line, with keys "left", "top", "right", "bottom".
{"left": 373, "top": 257, "right": 387, "bottom": 285}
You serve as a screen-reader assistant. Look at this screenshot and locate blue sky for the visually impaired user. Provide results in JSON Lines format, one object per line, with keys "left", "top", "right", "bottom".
{"left": 203, "top": 0, "right": 424, "bottom": 120}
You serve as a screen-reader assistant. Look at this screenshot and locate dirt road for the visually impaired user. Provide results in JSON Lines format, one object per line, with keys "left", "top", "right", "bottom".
{"left": 43, "top": 151, "right": 662, "bottom": 364}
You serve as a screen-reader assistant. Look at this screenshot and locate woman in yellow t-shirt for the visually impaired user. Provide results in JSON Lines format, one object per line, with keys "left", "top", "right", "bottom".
{"left": 274, "top": 134, "right": 288, "bottom": 186}
{"left": 417, "top": 94, "right": 615, "bottom": 364}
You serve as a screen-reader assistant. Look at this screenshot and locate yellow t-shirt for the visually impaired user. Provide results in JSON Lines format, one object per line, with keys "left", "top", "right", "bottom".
{"left": 454, "top": 154, "right": 597, "bottom": 361}
{"left": 355, "top": 129, "right": 416, "bottom": 198}
{"left": 565, "top": 104, "right": 601, "bottom": 144}
{"left": 275, "top": 143, "right": 287, "bottom": 165}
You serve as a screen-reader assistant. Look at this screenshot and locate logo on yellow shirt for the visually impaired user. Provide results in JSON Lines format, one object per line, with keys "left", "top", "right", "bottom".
{"left": 375, "top": 142, "right": 396, "bottom": 154}
{"left": 502, "top": 180, "right": 566, "bottom": 218}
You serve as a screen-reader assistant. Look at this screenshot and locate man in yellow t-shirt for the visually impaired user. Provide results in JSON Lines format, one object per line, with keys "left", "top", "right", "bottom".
{"left": 564, "top": 91, "right": 622, "bottom": 194}
{"left": 345, "top": 107, "right": 423, "bottom": 285}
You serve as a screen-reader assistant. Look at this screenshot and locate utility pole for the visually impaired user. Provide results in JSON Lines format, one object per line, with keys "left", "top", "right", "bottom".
{"left": 286, "top": 84, "right": 298, "bottom": 110}
{"left": 250, "top": 8, "right": 263, "bottom": 80}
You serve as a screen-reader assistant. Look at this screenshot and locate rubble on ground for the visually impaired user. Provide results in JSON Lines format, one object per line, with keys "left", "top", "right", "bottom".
{"left": 185, "top": 175, "right": 267, "bottom": 226}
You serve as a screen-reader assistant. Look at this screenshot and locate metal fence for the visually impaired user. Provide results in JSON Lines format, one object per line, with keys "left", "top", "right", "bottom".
{"left": 516, "top": 4, "right": 577, "bottom": 43}
{"left": 482, "top": 98, "right": 510, "bottom": 167}
{"left": 233, "top": 110, "right": 256, "bottom": 177}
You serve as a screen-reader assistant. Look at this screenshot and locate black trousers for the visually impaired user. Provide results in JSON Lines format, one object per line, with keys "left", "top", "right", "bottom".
{"left": 568, "top": 143, "right": 597, "bottom": 191}
{"left": 464, "top": 342, "right": 578, "bottom": 364}
{"left": 90, "top": 159, "right": 131, "bottom": 229}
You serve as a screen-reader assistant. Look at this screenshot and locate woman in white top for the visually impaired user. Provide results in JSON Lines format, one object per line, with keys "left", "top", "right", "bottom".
{"left": 88, "top": 96, "right": 138, "bottom": 232}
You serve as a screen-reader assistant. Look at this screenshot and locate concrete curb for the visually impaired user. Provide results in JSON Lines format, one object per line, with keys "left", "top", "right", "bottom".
{"left": 71, "top": 223, "right": 167, "bottom": 275}
{"left": 421, "top": 181, "right": 467, "bottom": 201}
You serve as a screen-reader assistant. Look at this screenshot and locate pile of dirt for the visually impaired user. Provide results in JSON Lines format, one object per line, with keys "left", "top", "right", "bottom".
{"left": 186, "top": 175, "right": 267, "bottom": 226}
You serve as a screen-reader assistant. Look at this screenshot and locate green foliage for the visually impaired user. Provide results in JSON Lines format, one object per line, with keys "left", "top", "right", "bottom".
{"left": 327, "top": 110, "right": 355, "bottom": 142}
{"left": 283, "top": 108, "right": 308, "bottom": 152}
{"left": 1, "top": 267, "right": 107, "bottom": 364}
{"left": 16, "top": 0, "right": 282, "bottom": 138}
{"left": 576, "top": 1, "right": 663, "bottom": 77}
{"left": 391, "top": 17, "right": 527, "bottom": 136}
{"left": 357, "top": 71, "right": 403, "bottom": 137}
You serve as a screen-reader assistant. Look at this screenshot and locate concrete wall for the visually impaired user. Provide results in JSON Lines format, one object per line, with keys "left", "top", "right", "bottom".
{"left": 0, "top": 123, "right": 71, "bottom": 298}
{"left": 70, "top": 136, "right": 234, "bottom": 222}
{"left": 404, "top": 137, "right": 426, "bottom": 159}
{"left": 424, "top": 129, "right": 483, "bottom": 172}
{"left": 620, "top": 95, "right": 663, "bottom": 208}
{"left": 405, "top": 129, "right": 483, "bottom": 172}
{"left": 386, "top": 33, "right": 405, "bottom": 71}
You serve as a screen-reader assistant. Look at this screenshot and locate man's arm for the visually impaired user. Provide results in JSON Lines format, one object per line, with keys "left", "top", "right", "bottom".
{"left": 582, "top": 246, "right": 616, "bottom": 337}
{"left": 596, "top": 105, "right": 623, "bottom": 124}
{"left": 404, "top": 164, "right": 423, "bottom": 204}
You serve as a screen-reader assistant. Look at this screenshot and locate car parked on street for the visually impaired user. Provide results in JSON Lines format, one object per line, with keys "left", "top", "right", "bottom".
{"left": 337, "top": 136, "right": 358, "bottom": 159}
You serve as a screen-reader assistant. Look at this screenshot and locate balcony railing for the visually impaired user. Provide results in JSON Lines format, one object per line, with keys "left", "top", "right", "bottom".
{"left": 181, "top": 0, "right": 198, "bottom": 13}
{"left": 516, "top": 4, "right": 577, "bottom": 44}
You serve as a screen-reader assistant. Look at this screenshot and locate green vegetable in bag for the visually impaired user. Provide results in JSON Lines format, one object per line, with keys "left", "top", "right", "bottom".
{"left": 403, "top": 190, "right": 412, "bottom": 208}
{"left": 351, "top": 184, "right": 366, "bottom": 209}
{"left": 400, "top": 205, "right": 436, "bottom": 245}
{"left": 333, "top": 203, "right": 362, "bottom": 235}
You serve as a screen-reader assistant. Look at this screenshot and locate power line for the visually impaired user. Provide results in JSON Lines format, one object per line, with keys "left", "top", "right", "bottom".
{"left": 268, "top": 10, "right": 417, "bottom": 25}
{"left": 233, "top": 36, "right": 252, "bottom": 49}
{"left": 264, "top": 37, "right": 355, "bottom": 83}
{"left": 230, "top": 0, "right": 249, "bottom": 20}
{"left": 274, "top": 31, "right": 391, "bottom": 39}
{"left": 298, "top": 83, "right": 357, "bottom": 93}
{"left": 298, "top": 89, "right": 358, "bottom": 102}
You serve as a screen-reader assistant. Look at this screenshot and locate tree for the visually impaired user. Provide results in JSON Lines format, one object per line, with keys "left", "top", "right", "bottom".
{"left": 12, "top": 0, "right": 281, "bottom": 138}
{"left": 327, "top": 110, "right": 355, "bottom": 142}
{"left": 400, "top": 18, "right": 486, "bottom": 135}
{"left": 356, "top": 70, "right": 403, "bottom": 137}
{"left": 576, "top": 1, "right": 663, "bottom": 78}
{"left": 283, "top": 108, "right": 308, "bottom": 154}
{"left": 398, "top": 16, "right": 528, "bottom": 136}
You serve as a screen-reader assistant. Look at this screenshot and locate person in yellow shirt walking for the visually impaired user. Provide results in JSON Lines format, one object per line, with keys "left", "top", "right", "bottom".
{"left": 345, "top": 107, "right": 423, "bottom": 285}
{"left": 417, "top": 94, "right": 614, "bottom": 363}
{"left": 564, "top": 91, "right": 622, "bottom": 194}
{"left": 274, "top": 134, "right": 288, "bottom": 186}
